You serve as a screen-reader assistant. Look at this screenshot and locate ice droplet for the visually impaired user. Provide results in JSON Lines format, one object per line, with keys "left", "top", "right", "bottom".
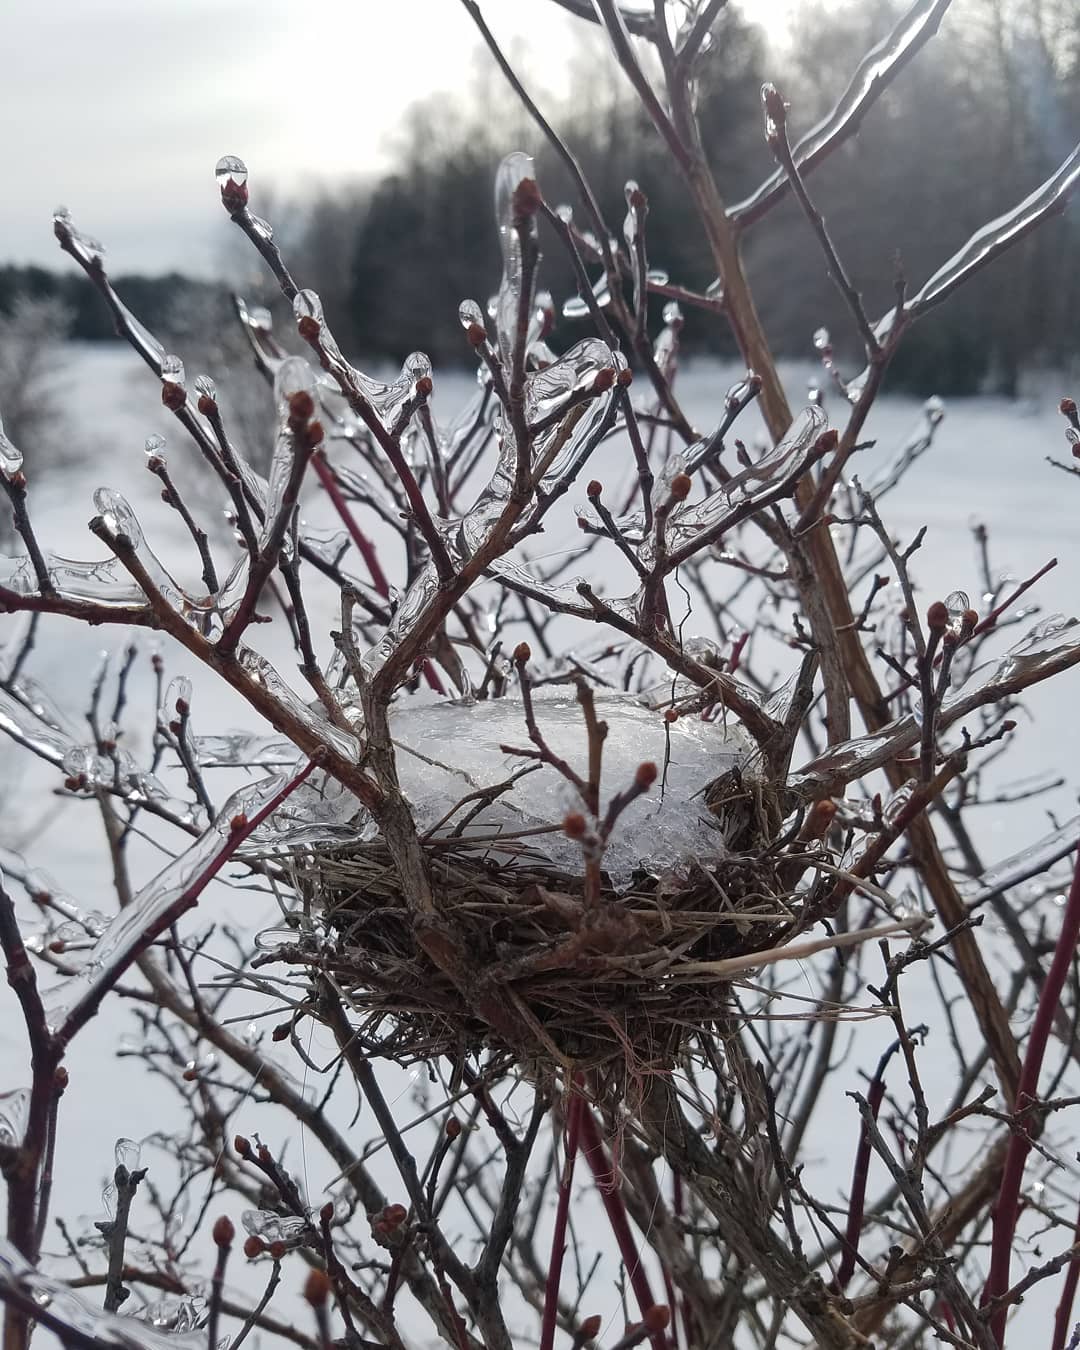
{"left": 249, "top": 214, "right": 273, "bottom": 241}
{"left": 194, "top": 374, "right": 217, "bottom": 401}
{"left": 215, "top": 155, "right": 248, "bottom": 189}
{"left": 924, "top": 394, "right": 945, "bottom": 423}
{"left": 114, "top": 1138, "right": 142, "bottom": 1172}
{"left": 144, "top": 434, "right": 166, "bottom": 465}
{"left": 160, "top": 353, "right": 185, "bottom": 386}
{"left": 0, "top": 409, "right": 23, "bottom": 481}
{"left": 812, "top": 327, "right": 830, "bottom": 352}
{"left": 459, "top": 299, "right": 484, "bottom": 330}
{"left": 293, "top": 289, "right": 323, "bottom": 325}
{"left": 52, "top": 207, "right": 105, "bottom": 266}
{"left": 662, "top": 301, "right": 683, "bottom": 327}
{"left": 945, "top": 590, "right": 970, "bottom": 636}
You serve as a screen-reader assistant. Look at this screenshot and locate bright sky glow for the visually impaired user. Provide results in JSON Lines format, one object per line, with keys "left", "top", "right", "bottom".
{"left": 1, "top": 0, "right": 794, "bottom": 275}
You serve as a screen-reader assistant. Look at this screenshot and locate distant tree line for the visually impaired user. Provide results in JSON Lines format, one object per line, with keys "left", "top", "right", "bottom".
{"left": 2, "top": 0, "right": 1077, "bottom": 395}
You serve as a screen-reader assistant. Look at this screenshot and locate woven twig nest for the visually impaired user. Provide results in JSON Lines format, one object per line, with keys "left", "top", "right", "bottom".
{"left": 268, "top": 693, "right": 812, "bottom": 1078}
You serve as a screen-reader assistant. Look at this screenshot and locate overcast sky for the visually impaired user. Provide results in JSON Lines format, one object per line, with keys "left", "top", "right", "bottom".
{"left": 0, "top": 1, "right": 582, "bottom": 276}
{"left": 1, "top": 1, "right": 793, "bottom": 277}
{"left": 0, "top": 2, "right": 554, "bottom": 273}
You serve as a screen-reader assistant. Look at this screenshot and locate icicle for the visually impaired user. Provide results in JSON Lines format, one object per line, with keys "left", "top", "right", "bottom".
{"left": 493, "top": 151, "right": 539, "bottom": 366}
{"left": 0, "top": 408, "right": 23, "bottom": 481}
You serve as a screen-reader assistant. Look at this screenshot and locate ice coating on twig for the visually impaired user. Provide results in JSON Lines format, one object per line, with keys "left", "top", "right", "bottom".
{"left": 960, "top": 813, "right": 1080, "bottom": 909}
{"left": 344, "top": 691, "right": 751, "bottom": 888}
{"left": 42, "top": 770, "right": 306, "bottom": 1037}
{"left": 0, "top": 1236, "right": 205, "bottom": 1350}
{"left": 729, "top": 0, "right": 952, "bottom": 225}
{"left": 235, "top": 647, "right": 359, "bottom": 763}
{"left": 848, "top": 143, "right": 1080, "bottom": 399}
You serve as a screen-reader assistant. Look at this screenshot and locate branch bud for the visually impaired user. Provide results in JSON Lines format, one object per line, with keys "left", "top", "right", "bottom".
{"left": 643, "top": 1305, "right": 671, "bottom": 1333}
{"left": 446, "top": 1116, "right": 462, "bottom": 1140}
{"left": 513, "top": 642, "right": 531, "bottom": 665}
{"left": 466, "top": 321, "right": 487, "bottom": 348}
{"left": 512, "top": 177, "right": 542, "bottom": 223}
{"left": 814, "top": 428, "right": 839, "bottom": 455}
{"left": 161, "top": 383, "right": 186, "bottom": 412}
{"left": 591, "top": 367, "right": 616, "bottom": 393}
{"left": 635, "top": 762, "right": 658, "bottom": 790}
{"left": 268, "top": 1239, "right": 287, "bottom": 1261}
{"left": 563, "top": 812, "right": 587, "bottom": 838}
{"left": 234, "top": 1134, "right": 252, "bottom": 1157}
{"left": 669, "top": 473, "right": 692, "bottom": 502}
{"left": 587, "top": 480, "right": 602, "bottom": 499}
{"left": 415, "top": 375, "right": 433, "bottom": 398}
{"left": 243, "top": 1235, "right": 264, "bottom": 1259}
{"left": 304, "top": 1269, "right": 332, "bottom": 1308}
{"left": 212, "top": 1215, "right": 235, "bottom": 1248}
{"left": 926, "top": 600, "right": 949, "bottom": 631}
{"left": 320, "top": 1201, "right": 335, "bottom": 1225}
{"left": 616, "top": 368, "right": 633, "bottom": 388}
{"left": 579, "top": 1316, "right": 603, "bottom": 1341}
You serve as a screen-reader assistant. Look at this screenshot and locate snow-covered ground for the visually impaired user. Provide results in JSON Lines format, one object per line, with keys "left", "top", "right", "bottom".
{"left": 1, "top": 342, "right": 1077, "bottom": 1343}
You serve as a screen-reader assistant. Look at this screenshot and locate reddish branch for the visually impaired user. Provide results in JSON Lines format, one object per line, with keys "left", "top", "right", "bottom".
{"left": 983, "top": 845, "right": 1080, "bottom": 1344}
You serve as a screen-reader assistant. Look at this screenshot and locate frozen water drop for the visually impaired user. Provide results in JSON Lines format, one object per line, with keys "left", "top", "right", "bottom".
{"left": 215, "top": 155, "right": 248, "bottom": 189}
{"left": 662, "top": 301, "right": 683, "bottom": 327}
{"left": 458, "top": 299, "right": 484, "bottom": 330}
{"left": 813, "top": 327, "right": 830, "bottom": 352}
{"left": 249, "top": 214, "right": 273, "bottom": 241}
{"left": 194, "top": 374, "right": 217, "bottom": 400}
{"left": 945, "top": 590, "right": 969, "bottom": 636}
{"left": 144, "top": 434, "right": 167, "bottom": 462}
{"left": 293, "top": 289, "right": 323, "bottom": 325}
{"left": 114, "top": 1137, "right": 142, "bottom": 1171}
{"left": 161, "top": 354, "right": 185, "bottom": 386}
{"left": 924, "top": 394, "right": 945, "bottom": 423}
{"left": 555, "top": 203, "right": 573, "bottom": 224}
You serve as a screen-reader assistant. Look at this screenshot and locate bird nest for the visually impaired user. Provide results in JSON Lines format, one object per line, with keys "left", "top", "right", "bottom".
{"left": 275, "top": 820, "right": 808, "bottom": 1081}
{"left": 254, "top": 691, "right": 822, "bottom": 1081}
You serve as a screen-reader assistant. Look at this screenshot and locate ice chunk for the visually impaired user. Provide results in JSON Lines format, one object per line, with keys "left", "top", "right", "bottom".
{"left": 346, "top": 690, "right": 751, "bottom": 889}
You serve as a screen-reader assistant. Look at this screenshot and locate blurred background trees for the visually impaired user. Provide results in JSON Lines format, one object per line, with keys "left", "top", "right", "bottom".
{"left": 0, "top": 0, "right": 1076, "bottom": 395}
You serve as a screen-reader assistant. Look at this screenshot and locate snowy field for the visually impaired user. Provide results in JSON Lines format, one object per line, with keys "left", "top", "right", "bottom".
{"left": 1, "top": 341, "right": 1078, "bottom": 1341}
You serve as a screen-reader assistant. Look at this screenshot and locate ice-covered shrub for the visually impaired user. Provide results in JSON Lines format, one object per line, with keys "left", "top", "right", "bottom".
{"left": 0, "top": 4, "right": 1079, "bottom": 1349}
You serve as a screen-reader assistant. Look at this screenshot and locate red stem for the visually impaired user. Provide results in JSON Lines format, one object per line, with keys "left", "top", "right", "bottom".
{"left": 311, "top": 451, "right": 446, "bottom": 696}
{"left": 984, "top": 845, "right": 1080, "bottom": 1344}
{"left": 836, "top": 1040, "right": 899, "bottom": 1290}
{"left": 1052, "top": 1194, "right": 1080, "bottom": 1350}
{"left": 578, "top": 1108, "right": 667, "bottom": 1350}
{"left": 311, "top": 450, "right": 391, "bottom": 599}
{"left": 539, "top": 1092, "right": 583, "bottom": 1350}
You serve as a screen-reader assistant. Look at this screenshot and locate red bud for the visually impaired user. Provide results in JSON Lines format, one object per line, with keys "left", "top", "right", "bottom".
{"left": 213, "top": 1215, "right": 235, "bottom": 1248}
{"left": 304, "top": 1268, "right": 332, "bottom": 1308}
{"left": 563, "top": 812, "right": 587, "bottom": 838}
{"left": 243, "top": 1235, "right": 264, "bottom": 1259}
{"left": 513, "top": 642, "right": 531, "bottom": 664}
{"left": 926, "top": 601, "right": 949, "bottom": 631}
{"left": 635, "top": 762, "right": 658, "bottom": 790}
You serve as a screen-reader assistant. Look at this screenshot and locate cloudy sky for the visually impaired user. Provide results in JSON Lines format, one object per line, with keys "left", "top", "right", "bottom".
{"left": 1, "top": 0, "right": 792, "bottom": 278}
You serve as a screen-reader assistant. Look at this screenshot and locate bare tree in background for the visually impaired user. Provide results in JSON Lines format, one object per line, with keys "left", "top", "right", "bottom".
{"left": 0, "top": 296, "right": 72, "bottom": 546}
{"left": 1, "top": 3, "right": 1080, "bottom": 1349}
